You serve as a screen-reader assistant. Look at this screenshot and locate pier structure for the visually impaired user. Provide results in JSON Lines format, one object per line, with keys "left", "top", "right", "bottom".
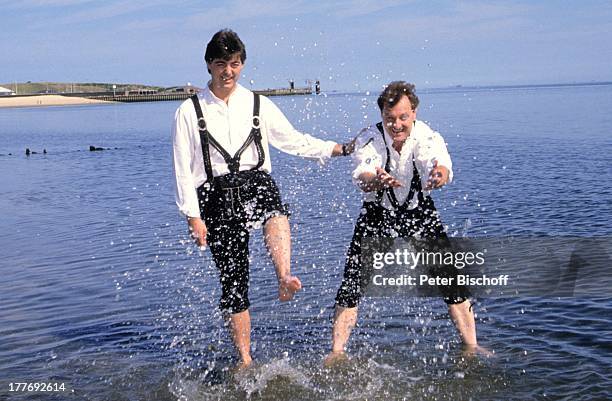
{"left": 79, "top": 86, "right": 313, "bottom": 103}
{"left": 2, "top": 81, "right": 319, "bottom": 106}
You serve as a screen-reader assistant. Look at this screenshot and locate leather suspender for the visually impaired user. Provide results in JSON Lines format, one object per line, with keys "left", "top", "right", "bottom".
{"left": 250, "top": 94, "right": 265, "bottom": 171}
{"left": 190, "top": 93, "right": 264, "bottom": 180}
{"left": 191, "top": 95, "right": 214, "bottom": 182}
{"left": 375, "top": 122, "right": 425, "bottom": 209}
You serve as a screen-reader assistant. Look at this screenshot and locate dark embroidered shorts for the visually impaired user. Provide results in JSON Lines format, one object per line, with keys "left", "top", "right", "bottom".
{"left": 335, "top": 199, "right": 470, "bottom": 308}
{"left": 197, "top": 170, "right": 290, "bottom": 313}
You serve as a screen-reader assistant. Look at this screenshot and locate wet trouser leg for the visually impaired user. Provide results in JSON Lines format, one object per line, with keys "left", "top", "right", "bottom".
{"left": 335, "top": 198, "right": 470, "bottom": 307}
{"left": 198, "top": 171, "right": 290, "bottom": 313}
{"left": 207, "top": 218, "right": 251, "bottom": 314}
{"left": 335, "top": 204, "right": 385, "bottom": 308}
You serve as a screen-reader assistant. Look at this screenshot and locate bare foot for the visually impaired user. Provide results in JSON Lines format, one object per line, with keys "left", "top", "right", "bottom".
{"left": 323, "top": 351, "right": 348, "bottom": 368}
{"left": 233, "top": 357, "right": 253, "bottom": 373}
{"left": 279, "top": 275, "right": 302, "bottom": 301}
{"left": 462, "top": 344, "right": 494, "bottom": 358}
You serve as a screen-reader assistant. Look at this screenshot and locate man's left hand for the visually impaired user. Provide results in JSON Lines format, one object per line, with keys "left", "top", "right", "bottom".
{"left": 425, "top": 160, "right": 449, "bottom": 190}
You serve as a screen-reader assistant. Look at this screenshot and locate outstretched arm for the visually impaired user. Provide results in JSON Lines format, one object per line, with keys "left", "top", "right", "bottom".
{"left": 263, "top": 96, "right": 355, "bottom": 159}
{"left": 414, "top": 126, "right": 453, "bottom": 190}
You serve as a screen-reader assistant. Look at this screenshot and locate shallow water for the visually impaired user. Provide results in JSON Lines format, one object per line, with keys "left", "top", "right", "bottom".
{"left": 1, "top": 85, "right": 611, "bottom": 400}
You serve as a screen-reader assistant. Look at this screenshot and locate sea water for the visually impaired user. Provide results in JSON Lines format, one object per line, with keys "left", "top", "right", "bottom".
{"left": 0, "top": 84, "right": 610, "bottom": 400}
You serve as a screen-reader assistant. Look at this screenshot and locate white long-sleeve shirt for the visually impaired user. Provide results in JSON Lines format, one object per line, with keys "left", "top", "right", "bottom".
{"left": 172, "top": 83, "right": 337, "bottom": 218}
{"left": 351, "top": 120, "right": 453, "bottom": 210}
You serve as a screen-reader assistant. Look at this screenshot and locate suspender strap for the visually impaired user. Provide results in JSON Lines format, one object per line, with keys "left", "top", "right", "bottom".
{"left": 191, "top": 93, "right": 265, "bottom": 178}
{"left": 374, "top": 123, "right": 385, "bottom": 204}
{"left": 251, "top": 94, "right": 265, "bottom": 171}
{"left": 374, "top": 122, "right": 424, "bottom": 209}
{"left": 407, "top": 162, "right": 426, "bottom": 206}
{"left": 375, "top": 122, "right": 400, "bottom": 208}
{"left": 207, "top": 134, "right": 235, "bottom": 170}
{"left": 190, "top": 94, "right": 214, "bottom": 182}
{"left": 232, "top": 94, "right": 264, "bottom": 171}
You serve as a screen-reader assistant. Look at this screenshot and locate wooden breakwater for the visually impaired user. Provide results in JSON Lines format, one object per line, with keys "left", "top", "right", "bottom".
{"left": 81, "top": 87, "right": 313, "bottom": 103}
{"left": 0, "top": 87, "right": 316, "bottom": 108}
{"left": 83, "top": 93, "right": 193, "bottom": 102}
{"left": 3, "top": 85, "right": 316, "bottom": 106}
{"left": 255, "top": 87, "right": 312, "bottom": 96}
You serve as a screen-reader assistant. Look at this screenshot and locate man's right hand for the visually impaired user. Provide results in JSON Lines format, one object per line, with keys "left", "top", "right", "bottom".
{"left": 375, "top": 167, "right": 403, "bottom": 189}
{"left": 358, "top": 168, "right": 403, "bottom": 192}
{"left": 187, "top": 217, "right": 207, "bottom": 247}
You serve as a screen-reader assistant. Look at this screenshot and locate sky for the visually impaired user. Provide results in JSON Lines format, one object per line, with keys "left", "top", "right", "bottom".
{"left": 1, "top": 0, "right": 611, "bottom": 92}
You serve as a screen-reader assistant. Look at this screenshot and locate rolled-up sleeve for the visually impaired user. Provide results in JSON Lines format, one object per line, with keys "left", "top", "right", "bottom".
{"left": 263, "top": 98, "right": 336, "bottom": 160}
{"left": 351, "top": 129, "right": 383, "bottom": 185}
{"left": 430, "top": 130, "right": 453, "bottom": 184}
{"left": 414, "top": 129, "right": 454, "bottom": 187}
{"left": 172, "top": 108, "right": 201, "bottom": 218}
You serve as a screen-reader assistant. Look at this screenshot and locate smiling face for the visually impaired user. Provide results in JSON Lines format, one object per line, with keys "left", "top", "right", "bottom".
{"left": 382, "top": 94, "right": 417, "bottom": 145}
{"left": 207, "top": 52, "right": 243, "bottom": 95}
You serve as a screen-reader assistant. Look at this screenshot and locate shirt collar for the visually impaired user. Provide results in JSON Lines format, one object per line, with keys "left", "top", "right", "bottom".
{"left": 202, "top": 81, "right": 247, "bottom": 105}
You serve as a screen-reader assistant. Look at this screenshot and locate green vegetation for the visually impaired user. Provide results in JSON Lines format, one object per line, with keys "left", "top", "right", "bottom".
{"left": 0, "top": 82, "right": 166, "bottom": 95}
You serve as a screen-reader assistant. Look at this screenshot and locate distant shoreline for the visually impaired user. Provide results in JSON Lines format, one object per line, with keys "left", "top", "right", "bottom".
{"left": 0, "top": 94, "right": 114, "bottom": 109}
{"left": 2, "top": 81, "right": 610, "bottom": 109}
{"left": 332, "top": 81, "right": 612, "bottom": 96}
{"left": 424, "top": 80, "right": 612, "bottom": 92}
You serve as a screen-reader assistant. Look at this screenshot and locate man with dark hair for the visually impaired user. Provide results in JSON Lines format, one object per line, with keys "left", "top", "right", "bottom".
{"left": 172, "top": 29, "right": 354, "bottom": 368}
{"left": 204, "top": 29, "right": 247, "bottom": 71}
{"left": 325, "top": 81, "right": 486, "bottom": 365}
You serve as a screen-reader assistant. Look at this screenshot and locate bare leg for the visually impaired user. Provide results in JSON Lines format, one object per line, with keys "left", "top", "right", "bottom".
{"left": 448, "top": 300, "right": 477, "bottom": 345}
{"left": 227, "top": 310, "right": 252, "bottom": 368}
{"left": 263, "top": 215, "right": 302, "bottom": 301}
{"left": 324, "top": 306, "right": 358, "bottom": 366}
{"left": 448, "top": 300, "right": 492, "bottom": 356}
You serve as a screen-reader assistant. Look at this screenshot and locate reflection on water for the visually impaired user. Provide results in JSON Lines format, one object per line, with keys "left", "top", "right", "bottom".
{"left": 1, "top": 85, "right": 611, "bottom": 400}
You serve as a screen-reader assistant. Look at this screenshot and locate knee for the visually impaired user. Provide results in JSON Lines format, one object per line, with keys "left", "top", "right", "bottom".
{"left": 263, "top": 214, "right": 289, "bottom": 232}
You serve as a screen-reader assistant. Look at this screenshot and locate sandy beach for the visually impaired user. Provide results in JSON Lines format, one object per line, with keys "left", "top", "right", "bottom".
{"left": 0, "top": 95, "right": 113, "bottom": 108}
